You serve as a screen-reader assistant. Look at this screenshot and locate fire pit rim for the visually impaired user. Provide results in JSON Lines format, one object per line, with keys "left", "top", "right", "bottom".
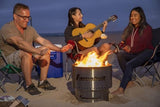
{"left": 73, "top": 64, "right": 112, "bottom": 68}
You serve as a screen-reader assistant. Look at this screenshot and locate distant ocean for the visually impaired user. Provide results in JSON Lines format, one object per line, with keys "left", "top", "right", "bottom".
{"left": 39, "top": 31, "right": 123, "bottom": 38}
{"left": 40, "top": 33, "right": 64, "bottom": 37}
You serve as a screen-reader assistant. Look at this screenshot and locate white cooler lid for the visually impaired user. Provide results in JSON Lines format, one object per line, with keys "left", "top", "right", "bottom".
{"left": 35, "top": 44, "right": 62, "bottom": 52}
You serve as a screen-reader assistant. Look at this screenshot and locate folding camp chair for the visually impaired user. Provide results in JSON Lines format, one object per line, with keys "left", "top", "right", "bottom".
{"left": 64, "top": 42, "right": 81, "bottom": 81}
{"left": 0, "top": 49, "right": 24, "bottom": 93}
{"left": 133, "top": 43, "right": 160, "bottom": 86}
{"left": 64, "top": 53, "right": 75, "bottom": 81}
{"left": 133, "top": 28, "right": 160, "bottom": 87}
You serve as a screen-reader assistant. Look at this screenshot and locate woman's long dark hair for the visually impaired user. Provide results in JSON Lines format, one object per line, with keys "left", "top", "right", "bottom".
{"left": 67, "top": 7, "right": 85, "bottom": 28}
{"left": 122, "top": 7, "right": 149, "bottom": 41}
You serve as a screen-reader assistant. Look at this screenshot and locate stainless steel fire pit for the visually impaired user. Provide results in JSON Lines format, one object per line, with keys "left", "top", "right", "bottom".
{"left": 72, "top": 65, "right": 112, "bottom": 102}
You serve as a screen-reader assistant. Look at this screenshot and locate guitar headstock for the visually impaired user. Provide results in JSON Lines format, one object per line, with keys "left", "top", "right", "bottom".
{"left": 108, "top": 15, "right": 118, "bottom": 22}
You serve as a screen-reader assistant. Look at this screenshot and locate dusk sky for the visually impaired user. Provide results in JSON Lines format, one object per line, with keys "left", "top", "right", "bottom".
{"left": 0, "top": 0, "right": 160, "bottom": 33}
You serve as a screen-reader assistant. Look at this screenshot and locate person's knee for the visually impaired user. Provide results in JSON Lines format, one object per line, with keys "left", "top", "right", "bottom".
{"left": 20, "top": 51, "right": 32, "bottom": 60}
{"left": 37, "top": 53, "right": 50, "bottom": 67}
{"left": 37, "top": 59, "right": 48, "bottom": 67}
{"left": 126, "top": 62, "right": 132, "bottom": 68}
{"left": 34, "top": 46, "right": 50, "bottom": 59}
{"left": 103, "top": 43, "right": 111, "bottom": 50}
{"left": 91, "top": 47, "right": 98, "bottom": 52}
{"left": 41, "top": 50, "right": 50, "bottom": 59}
{"left": 125, "top": 61, "right": 135, "bottom": 71}
{"left": 99, "top": 43, "right": 111, "bottom": 53}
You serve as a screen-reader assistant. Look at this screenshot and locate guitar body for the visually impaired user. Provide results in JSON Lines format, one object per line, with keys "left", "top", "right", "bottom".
{"left": 72, "top": 15, "right": 117, "bottom": 48}
{"left": 72, "top": 23, "right": 102, "bottom": 48}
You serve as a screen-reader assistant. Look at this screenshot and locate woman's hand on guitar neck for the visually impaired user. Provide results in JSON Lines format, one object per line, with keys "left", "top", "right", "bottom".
{"left": 82, "top": 31, "right": 94, "bottom": 39}
{"left": 102, "top": 21, "right": 108, "bottom": 33}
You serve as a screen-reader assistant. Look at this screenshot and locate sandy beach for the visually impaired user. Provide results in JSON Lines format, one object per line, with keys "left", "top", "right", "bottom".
{"left": 0, "top": 32, "right": 160, "bottom": 107}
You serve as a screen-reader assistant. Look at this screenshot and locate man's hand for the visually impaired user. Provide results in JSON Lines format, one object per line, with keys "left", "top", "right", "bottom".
{"left": 33, "top": 47, "right": 49, "bottom": 59}
{"left": 40, "top": 48, "right": 49, "bottom": 56}
{"left": 61, "top": 44, "right": 73, "bottom": 52}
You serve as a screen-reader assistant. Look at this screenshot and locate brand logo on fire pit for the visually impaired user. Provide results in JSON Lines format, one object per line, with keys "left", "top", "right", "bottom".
{"left": 76, "top": 74, "right": 105, "bottom": 81}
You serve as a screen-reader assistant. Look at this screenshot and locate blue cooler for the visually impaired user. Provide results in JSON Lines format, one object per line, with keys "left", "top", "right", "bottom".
{"left": 48, "top": 50, "right": 63, "bottom": 78}
{"left": 37, "top": 44, "right": 63, "bottom": 78}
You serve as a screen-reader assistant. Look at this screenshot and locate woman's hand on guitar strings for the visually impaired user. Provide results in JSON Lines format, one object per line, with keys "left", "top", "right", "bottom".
{"left": 82, "top": 31, "right": 94, "bottom": 39}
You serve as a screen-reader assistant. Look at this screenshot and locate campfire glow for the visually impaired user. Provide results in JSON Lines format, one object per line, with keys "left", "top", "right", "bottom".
{"left": 75, "top": 51, "right": 110, "bottom": 67}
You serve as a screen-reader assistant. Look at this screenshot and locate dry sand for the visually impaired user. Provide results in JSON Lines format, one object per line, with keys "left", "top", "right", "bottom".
{"left": 1, "top": 33, "right": 160, "bottom": 107}
{"left": 1, "top": 72, "right": 160, "bottom": 107}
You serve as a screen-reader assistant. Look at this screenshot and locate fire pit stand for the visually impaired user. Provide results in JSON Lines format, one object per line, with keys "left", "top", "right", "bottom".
{"left": 72, "top": 65, "right": 112, "bottom": 102}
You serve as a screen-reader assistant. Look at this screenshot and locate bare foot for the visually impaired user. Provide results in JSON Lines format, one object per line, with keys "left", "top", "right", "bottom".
{"left": 126, "top": 81, "right": 135, "bottom": 88}
{"left": 111, "top": 88, "right": 124, "bottom": 95}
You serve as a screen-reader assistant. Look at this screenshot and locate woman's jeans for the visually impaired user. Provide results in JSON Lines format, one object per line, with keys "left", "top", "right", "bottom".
{"left": 117, "top": 49, "right": 153, "bottom": 89}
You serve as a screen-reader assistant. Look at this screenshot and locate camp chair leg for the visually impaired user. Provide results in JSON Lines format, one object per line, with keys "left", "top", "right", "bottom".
{"left": 151, "top": 64, "right": 160, "bottom": 87}
{"left": 144, "top": 65, "right": 155, "bottom": 87}
{"left": 16, "top": 79, "right": 24, "bottom": 92}
{"left": 1, "top": 68, "right": 24, "bottom": 92}
{"left": 15, "top": 74, "right": 24, "bottom": 92}
{"left": 142, "top": 63, "right": 160, "bottom": 87}
{"left": 0, "top": 70, "right": 7, "bottom": 93}
{"left": 133, "top": 71, "right": 145, "bottom": 86}
{"left": 151, "top": 73, "right": 156, "bottom": 87}
{"left": 0, "top": 78, "right": 7, "bottom": 93}
{"left": 154, "top": 64, "right": 160, "bottom": 79}
{"left": 65, "top": 57, "right": 72, "bottom": 81}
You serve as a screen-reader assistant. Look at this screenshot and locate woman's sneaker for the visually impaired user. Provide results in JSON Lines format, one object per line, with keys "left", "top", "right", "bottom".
{"left": 38, "top": 80, "right": 56, "bottom": 90}
{"left": 25, "top": 83, "right": 41, "bottom": 95}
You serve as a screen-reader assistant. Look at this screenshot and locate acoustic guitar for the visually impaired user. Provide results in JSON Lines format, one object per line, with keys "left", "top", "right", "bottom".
{"left": 72, "top": 15, "right": 118, "bottom": 48}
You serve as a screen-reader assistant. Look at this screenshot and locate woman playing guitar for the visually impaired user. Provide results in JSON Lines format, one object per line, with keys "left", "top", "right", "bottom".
{"left": 64, "top": 7, "right": 111, "bottom": 60}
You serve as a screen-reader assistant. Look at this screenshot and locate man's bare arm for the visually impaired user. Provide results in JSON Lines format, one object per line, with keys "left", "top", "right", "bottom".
{"left": 35, "top": 36, "right": 69, "bottom": 52}
{"left": 6, "top": 36, "right": 47, "bottom": 55}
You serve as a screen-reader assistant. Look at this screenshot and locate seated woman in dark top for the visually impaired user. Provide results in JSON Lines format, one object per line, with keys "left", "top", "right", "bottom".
{"left": 64, "top": 7, "right": 112, "bottom": 60}
{"left": 112, "top": 7, "right": 154, "bottom": 95}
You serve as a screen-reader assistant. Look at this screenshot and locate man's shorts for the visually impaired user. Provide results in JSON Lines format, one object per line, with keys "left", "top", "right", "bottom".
{"left": 6, "top": 51, "right": 21, "bottom": 68}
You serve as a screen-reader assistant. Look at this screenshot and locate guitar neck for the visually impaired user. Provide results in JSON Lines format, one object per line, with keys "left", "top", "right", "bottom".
{"left": 91, "top": 18, "right": 113, "bottom": 33}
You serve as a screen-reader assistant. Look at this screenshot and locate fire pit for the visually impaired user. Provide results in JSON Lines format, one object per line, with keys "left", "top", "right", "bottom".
{"left": 72, "top": 65, "right": 112, "bottom": 102}
{"left": 72, "top": 51, "right": 112, "bottom": 102}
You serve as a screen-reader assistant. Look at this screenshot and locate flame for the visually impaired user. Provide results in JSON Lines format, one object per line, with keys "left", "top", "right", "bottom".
{"left": 75, "top": 51, "right": 110, "bottom": 67}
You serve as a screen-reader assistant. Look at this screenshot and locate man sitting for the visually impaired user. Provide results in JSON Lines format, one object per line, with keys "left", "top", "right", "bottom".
{"left": 0, "top": 3, "right": 71, "bottom": 95}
